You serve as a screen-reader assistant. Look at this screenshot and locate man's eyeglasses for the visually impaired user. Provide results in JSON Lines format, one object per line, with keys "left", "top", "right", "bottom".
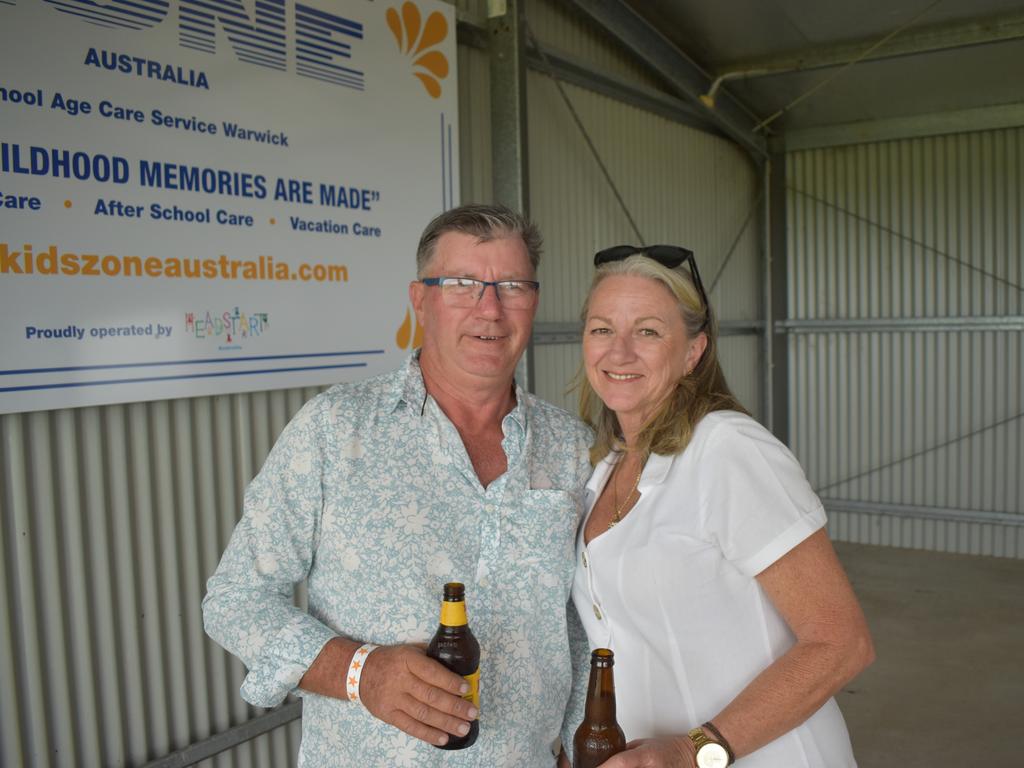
{"left": 420, "top": 277, "right": 540, "bottom": 309}
{"left": 593, "top": 244, "right": 709, "bottom": 329}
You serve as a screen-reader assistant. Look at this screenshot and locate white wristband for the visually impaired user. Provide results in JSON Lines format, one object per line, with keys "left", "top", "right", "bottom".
{"left": 345, "top": 643, "right": 378, "bottom": 703}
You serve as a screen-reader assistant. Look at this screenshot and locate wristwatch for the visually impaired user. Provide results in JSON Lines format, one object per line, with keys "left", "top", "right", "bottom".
{"left": 687, "top": 727, "right": 731, "bottom": 768}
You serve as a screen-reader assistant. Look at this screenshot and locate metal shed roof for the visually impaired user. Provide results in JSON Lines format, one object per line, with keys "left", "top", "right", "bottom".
{"left": 569, "top": 0, "right": 1024, "bottom": 150}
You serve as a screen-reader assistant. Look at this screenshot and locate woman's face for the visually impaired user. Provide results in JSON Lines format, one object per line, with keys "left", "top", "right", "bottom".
{"left": 583, "top": 274, "right": 707, "bottom": 437}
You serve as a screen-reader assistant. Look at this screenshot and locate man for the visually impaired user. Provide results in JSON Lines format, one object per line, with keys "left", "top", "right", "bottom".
{"left": 203, "top": 204, "right": 592, "bottom": 766}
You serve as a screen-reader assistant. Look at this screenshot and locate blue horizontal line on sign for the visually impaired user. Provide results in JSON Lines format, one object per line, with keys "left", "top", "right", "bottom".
{"left": 296, "top": 37, "right": 351, "bottom": 57}
{"left": 46, "top": 3, "right": 144, "bottom": 29}
{"left": 294, "top": 4, "right": 362, "bottom": 35}
{"left": 182, "top": 0, "right": 251, "bottom": 23}
{"left": 100, "top": 0, "right": 167, "bottom": 23}
{"left": 236, "top": 54, "right": 286, "bottom": 71}
{"left": 180, "top": 21, "right": 215, "bottom": 36}
{"left": 0, "top": 349, "right": 385, "bottom": 377}
{"left": 180, "top": 33, "right": 211, "bottom": 46}
{"left": 293, "top": 18, "right": 361, "bottom": 40}
{"left": 295, "top": 62, "right": 363, "bottom": 80}
{"left": 217, "top": 18, "right": 286, "bottom": 43}
{"left": 48, "top": 0, "right": 149, "bottom": 25}
{"left": 0, "top": 362, "right": 369, "bottom": 393}
{"left": 255, "top": 0, "right": 285, "bottom": 17}
{"left": 233, "top": 46, "right": 285, "bottom": 66}
{"left": 296, "top": 69, "right": 365, "bottom": 90}
{"left": 296, "top": 53, "right": 361, "bottom": 75}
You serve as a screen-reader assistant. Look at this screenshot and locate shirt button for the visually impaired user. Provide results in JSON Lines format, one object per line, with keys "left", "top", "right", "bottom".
{"left": 582, "top": 552, "right": 588, "bottom": 568}
{"left": 593, "top": 604, "right": 602, "bottom": 620}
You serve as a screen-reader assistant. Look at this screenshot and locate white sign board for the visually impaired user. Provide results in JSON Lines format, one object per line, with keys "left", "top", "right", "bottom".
{"left": 0, "top": 0, "right": 458, "bottom": 414}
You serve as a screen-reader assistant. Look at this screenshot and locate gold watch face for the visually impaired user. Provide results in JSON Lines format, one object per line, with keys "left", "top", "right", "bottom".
{"left": 695, "top": 741, "right": 730, "bottom": 768}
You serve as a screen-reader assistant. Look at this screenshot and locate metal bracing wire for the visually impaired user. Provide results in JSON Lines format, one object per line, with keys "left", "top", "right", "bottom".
{"left": 524, "top": 21, "right": 646, "bottom": 245}
{"left": 525, "top": 21, "right": 767, "bottom": 287}
{"left": 815, "top": 410, "right": 1024, "bottom": 496}
{"left": 708, "top": 188, "right": 764, "bottom": 293}
{"left": 789, "top": 185, "right": 1024, "bottom": 295}
{"left": 751, "top": 0, "right": 946, "bottom": 133}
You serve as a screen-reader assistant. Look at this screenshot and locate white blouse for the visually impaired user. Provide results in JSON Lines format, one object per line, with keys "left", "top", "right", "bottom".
{"left": 572, "top": 411, "right": 858, "bottom": 767}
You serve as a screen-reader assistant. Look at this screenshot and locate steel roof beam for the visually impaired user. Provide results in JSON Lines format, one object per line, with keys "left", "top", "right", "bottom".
{"left": 716, "top": 11, "right": 1024, "bottom": 75}
{"left": 567, "top": 0, "right": 767, "bottom": 159}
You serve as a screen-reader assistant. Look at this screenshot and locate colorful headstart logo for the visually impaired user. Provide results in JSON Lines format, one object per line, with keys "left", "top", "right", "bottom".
{"left": 386, "top": 1, "right": 450, "bottom": 98}
{"left": 186, "top": 308, "right": 269, "bottom": 344}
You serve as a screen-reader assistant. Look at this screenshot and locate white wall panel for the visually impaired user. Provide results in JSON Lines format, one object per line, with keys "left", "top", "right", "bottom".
{"left": 788, "top": 129, "right": 1024, "bottom": 557}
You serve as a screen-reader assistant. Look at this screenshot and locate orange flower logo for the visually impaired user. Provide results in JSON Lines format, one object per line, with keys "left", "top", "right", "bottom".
{"left": 396, "top": 306, "right": 424, "bottom": 350}
{"left": 386, "top": 1, "right": 449, "bottom": 98}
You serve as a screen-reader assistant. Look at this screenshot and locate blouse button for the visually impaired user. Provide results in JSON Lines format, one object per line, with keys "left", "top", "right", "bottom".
{"left": 582, "top": 551, "right": 589, "bottom": 568}
{"left": 593, "top": 604, "right": 602, "bottom": 620}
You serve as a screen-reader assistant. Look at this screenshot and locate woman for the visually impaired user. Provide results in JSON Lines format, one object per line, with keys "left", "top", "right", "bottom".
{"left": 569, "top": 246, "right": 874, "bottom": 768}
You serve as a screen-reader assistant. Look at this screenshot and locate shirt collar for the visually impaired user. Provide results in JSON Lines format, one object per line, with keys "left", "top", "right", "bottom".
{"left": 391, "top": 351, "right": 529, "bottom": 435}
{"left": 389, "top": 352, "right": 427, "bottom": 414}
{"left": 585, "top": 449, "right": 676, "bottom": 495}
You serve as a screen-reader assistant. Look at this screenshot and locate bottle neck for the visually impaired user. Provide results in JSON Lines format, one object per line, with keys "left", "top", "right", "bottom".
{"left": 584, "top": 665, "right": 617, "bottom": 721}
{"left": 439, "top": 599, "right": 468, "bottom": 627}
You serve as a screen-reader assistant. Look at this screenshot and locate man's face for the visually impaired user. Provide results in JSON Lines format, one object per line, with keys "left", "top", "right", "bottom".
{"left": 410, "top": 230, "right": 537, "bottom": 388}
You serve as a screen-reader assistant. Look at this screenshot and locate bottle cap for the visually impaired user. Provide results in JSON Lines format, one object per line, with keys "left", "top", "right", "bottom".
{"left": 443, "top": 582, "right": 466, "bottom": 601}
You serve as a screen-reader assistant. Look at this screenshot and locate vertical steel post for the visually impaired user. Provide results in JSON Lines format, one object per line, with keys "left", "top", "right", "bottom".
{"left": 487, "top": 0, "right": 534, "bottom": 390}
{"left": 768, "top": 152, "right": 790, "bottom": 445}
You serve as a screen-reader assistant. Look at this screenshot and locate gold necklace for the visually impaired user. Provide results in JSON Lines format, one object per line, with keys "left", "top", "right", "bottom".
{"left": 608, "top": 461, "right": 643, "bottom": 529}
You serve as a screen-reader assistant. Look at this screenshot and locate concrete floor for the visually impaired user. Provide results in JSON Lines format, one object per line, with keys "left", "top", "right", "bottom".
{"left": 833, "top": 542, "right": 1024, "bottom": 768}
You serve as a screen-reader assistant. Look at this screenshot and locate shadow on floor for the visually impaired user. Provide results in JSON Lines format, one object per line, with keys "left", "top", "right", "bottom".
{"left": 833, "top": 542, "right": 1024, "bottom": 767}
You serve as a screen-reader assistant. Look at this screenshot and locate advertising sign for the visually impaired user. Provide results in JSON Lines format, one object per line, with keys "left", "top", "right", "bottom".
{"left": 0, "top": 0, "right": 458, "bottom": 414}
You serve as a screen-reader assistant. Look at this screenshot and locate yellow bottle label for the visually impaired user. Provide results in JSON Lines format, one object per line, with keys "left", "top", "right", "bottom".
{"left": 463, "top": 669, "right": 480, "bottom": 709}
{"left": 439, "top": 600, "right": 468, "bottom": 626}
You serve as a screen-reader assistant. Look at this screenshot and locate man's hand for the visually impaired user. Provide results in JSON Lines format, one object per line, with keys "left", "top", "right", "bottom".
{"left": 359, "top": 644, "right": 478, "bottom": 746}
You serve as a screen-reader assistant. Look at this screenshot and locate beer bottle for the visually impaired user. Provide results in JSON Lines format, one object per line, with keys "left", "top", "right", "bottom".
{"left": 427, "top": 582, "right": 480, "bottom": 749}
{"left": 573, "top": 648, "right": 626, "bottom": 768}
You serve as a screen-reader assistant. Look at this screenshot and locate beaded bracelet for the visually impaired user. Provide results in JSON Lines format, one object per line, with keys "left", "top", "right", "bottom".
{"left": 345, "top": 643, "right": 379, "bottom": 703}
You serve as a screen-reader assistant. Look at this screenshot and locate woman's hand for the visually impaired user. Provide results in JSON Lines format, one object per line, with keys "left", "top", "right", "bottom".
{"left": 600, "top": 736, "right": 695, "bottom": 768}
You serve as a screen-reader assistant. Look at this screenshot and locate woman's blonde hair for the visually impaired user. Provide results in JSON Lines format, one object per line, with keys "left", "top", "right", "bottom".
{"left": 576, "top": 255, "right": 747, "bottom": 465}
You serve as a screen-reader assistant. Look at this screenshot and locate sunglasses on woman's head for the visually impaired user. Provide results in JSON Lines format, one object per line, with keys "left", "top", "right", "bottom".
{"left": 593, "top": 244, "right": 710, "bottom": 330}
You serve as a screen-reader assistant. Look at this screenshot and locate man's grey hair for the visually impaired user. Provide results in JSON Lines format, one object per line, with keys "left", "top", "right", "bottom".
{"left": 416, "top": 203, "right": 543, "bottom": 278}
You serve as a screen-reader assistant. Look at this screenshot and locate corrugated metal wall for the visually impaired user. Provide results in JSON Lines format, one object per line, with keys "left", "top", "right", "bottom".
{"left": 0, "top": 2, "right": 763, "bottom": 766}
{"left": 525, "top": 5, "right": 762, "bottom": 417}
{"left": 787, "top": 129, "right": 1024, "bottom": 557}
{"left": 1, "top": 390, "right": 317, "bottom": 767}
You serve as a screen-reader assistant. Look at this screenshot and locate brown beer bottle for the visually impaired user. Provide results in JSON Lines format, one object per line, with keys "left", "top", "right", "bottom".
{"left": 573, "top": 648, "right": 626, "bottom": 768}
{"left": 426, "top": 582, "right": 480, "bottom": 749}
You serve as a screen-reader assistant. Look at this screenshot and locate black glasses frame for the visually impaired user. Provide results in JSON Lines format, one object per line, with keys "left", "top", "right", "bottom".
{"left": 593, "top": 244, "right": 709, "bottom": 329}
{"left": 419, "top": 276, "right": 541, "bottom": 307}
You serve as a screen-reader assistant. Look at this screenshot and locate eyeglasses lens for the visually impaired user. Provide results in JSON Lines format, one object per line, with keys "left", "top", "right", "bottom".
{"left": 441, "top": 280, "right": 536, "bottom": 309}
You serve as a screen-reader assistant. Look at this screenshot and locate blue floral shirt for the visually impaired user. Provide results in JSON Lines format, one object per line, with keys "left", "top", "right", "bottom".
{"left": 203, "top": 354, "right": 593, "bottom": 767}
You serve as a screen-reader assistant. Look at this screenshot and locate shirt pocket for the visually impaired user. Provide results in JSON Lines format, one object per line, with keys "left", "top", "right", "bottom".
{"left": 503, "top": 489, "right": 579, "bottom": 597}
